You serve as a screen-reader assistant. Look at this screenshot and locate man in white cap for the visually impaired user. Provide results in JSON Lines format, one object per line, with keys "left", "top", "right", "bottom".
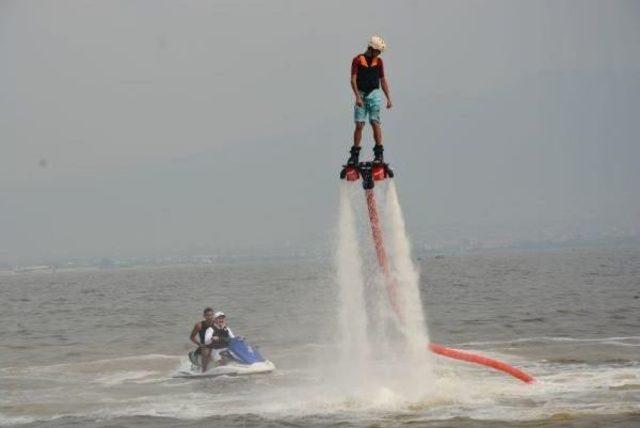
{"left": 189, "top": 309, "right": 235, "bottom": 371}
{"left": 345, "top": 35, "right": 393, "bottom": 166}
{"left": 209, "top": 311, "right": 235, "bottom": 365}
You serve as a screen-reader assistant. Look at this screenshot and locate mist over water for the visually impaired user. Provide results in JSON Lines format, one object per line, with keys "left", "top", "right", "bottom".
{"left": 334, "top": 182, "right": 432, "bottom": 403}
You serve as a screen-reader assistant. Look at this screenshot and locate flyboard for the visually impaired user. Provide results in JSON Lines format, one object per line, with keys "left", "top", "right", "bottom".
{"left": 340, "top": 159, "right": 535, "bottom": 384}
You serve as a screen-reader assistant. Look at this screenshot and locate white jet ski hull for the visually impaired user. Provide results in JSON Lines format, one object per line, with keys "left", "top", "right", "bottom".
{"left": 176, "top": 360, "right": 275, "bottom": 378}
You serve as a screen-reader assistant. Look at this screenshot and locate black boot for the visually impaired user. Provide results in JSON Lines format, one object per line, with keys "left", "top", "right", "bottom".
{"left": 373, "top": 145, "right": 384, "bottom": 164}
{"left": 347, "top": 145, "right": 361, "bottom": 166}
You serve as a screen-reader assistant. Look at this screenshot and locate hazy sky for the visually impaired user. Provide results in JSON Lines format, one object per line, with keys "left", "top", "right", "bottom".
{"left": 2, "top": 1, "right": 639, "bottom": 262}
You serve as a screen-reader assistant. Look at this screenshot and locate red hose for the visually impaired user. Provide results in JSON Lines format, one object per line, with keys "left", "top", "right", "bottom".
{"left": 365, "top": 188, "right": 402, "bottom": 321}
{"left": 429, "top": 343, "right": 535, "bottom": 384}
{"left": 361, "top": 184, "right": 535, "bottom": 384}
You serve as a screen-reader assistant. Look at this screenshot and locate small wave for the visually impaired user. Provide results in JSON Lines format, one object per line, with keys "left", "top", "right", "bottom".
{"left": 610, "top": 384, "right": 640, "bottom": 391}
{"left": 94, "top": 370, "right": 160, "bottom": 385}
{"left": 0, "top": 354, "right": 182, "bottom": 381}
{"left": 520, "top": 317, "right": 545, "bottom": 323}
{"left": 0, "top": 414, "right": 36, "bottom": 427}
{"left": 457, "top": 336, "right": 640, "bottom": 347}
{"left": 541, "top": 357, "right": 636, "bottom": 365}
{"left": 4, "top": 353, "right": 179, "bottom": 371}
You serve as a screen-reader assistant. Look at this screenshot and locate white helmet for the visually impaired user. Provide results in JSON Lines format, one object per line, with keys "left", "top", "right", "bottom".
{"left": 368, "top": 35, "right": 386, "bottom": 52}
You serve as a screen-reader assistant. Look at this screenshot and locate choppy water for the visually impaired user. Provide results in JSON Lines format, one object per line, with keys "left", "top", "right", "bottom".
{"left": 1, "top": 245, "right": 639, "bottom": 427}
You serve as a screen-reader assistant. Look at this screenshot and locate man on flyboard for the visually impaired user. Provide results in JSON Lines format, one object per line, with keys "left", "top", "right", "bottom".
{"left": 344, "top": 35, "right": 392, "bottom": 167}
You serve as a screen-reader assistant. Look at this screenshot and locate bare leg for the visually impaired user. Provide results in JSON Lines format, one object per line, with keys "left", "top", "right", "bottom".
{"left": 353, "top": 122, "right": 365, "bottom": 147}
{"left": 371, "top": 121, "right": 383, "bottom": 146}
{"left": 212, "top": 349, "right": 223, "bottom": 365}
{"left": 201, "top": 347, "right": 211, "bottom": 372}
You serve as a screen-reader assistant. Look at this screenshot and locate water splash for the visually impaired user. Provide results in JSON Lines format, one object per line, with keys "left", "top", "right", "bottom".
{"left": 336, "top": 183, "right": 371, "bottom": 382}
{"left": 382, "top": 182, "right": 433, "bottom": 385}
{"left": 333, "top": 182, "right": 433, "bottom": 400}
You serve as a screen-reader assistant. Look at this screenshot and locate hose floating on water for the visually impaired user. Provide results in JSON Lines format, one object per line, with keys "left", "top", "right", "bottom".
{"left": 354, "top": 176, "right": 536, "bottom": 385}
{"left": 428, "top": 343, "right": 535, "bottom": 384}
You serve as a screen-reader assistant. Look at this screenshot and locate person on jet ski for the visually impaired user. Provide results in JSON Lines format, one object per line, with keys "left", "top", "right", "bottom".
{"left": 189, "top": 307, "right": 217, "bottom": 372}
{"left": 209, "top": 311, "right": 235, "bottom": 365}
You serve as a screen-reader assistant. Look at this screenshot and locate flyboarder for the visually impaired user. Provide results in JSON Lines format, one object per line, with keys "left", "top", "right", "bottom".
{"left": 345, "top": 35, "right": 392, "bottom": 166}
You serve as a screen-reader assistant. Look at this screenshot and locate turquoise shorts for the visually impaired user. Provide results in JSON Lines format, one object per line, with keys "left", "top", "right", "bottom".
{"left": 354, "top": 89, "right": 382, "bottom": 124}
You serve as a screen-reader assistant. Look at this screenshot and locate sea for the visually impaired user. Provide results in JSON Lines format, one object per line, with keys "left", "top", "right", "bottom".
{"left": 1, "top": 241, "right": 639, "bottom": 426}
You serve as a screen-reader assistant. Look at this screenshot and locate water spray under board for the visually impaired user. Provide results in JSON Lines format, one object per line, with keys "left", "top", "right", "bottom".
{"left": 339, "top": 160, "right": 536, "bottom": 384}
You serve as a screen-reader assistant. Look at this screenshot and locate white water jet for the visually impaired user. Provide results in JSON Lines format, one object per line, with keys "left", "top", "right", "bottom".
{"left": 334, "top": 181, "right": 433, "bottom": 400}
{"left": 382, "top": 181, "right": 433, "bottom": 388}
{"left": 335, "top": 183, "right": 371, "bottom": 383}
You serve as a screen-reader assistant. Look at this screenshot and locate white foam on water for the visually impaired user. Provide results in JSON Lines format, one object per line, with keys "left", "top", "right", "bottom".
{"left": 93, "top": 370, "right": 160, "bottom": 385}
{"left": 1, "top": 354, "right": 180, "bottom": 384}
{"left": 0, "top": 415, "right": 36, "bottom": 427}
{"left": 1, "top": 357, "right": 638, "bottom": 425}
{"left": 73, "top": 359, "right": 640, "bottom": 420}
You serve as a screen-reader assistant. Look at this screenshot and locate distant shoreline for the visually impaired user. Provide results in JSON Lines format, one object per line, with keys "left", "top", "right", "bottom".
{"left": 2, "top": 237, "right": 638, "bottom": 275}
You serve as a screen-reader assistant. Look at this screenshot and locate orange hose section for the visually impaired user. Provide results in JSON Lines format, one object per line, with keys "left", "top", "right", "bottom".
{"left": 365, "top": 189, "right": 403, "bottom": 321}
{"left": 428, "top": 343, "right": 535, "bottom": 384}
{"left": 365, "top": 189, "right": 535, "bottom": 383}
{"left": 362, "top": 187, "right": 534, "bottom": 384}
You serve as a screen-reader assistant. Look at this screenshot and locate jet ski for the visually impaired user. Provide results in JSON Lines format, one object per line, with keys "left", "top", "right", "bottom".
{"left": 176, "top": 337, "right": 275, "bottom": 378}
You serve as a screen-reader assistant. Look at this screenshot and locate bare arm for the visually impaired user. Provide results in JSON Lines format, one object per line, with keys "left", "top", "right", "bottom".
{"left": 381, "top": 77, "right": 392, "bottom": 108}
{"left": 351, "top": 74, "right": 363, "bottom": 107}
{"left": 190, "top": 323, "right": 202, "bottom": 346}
